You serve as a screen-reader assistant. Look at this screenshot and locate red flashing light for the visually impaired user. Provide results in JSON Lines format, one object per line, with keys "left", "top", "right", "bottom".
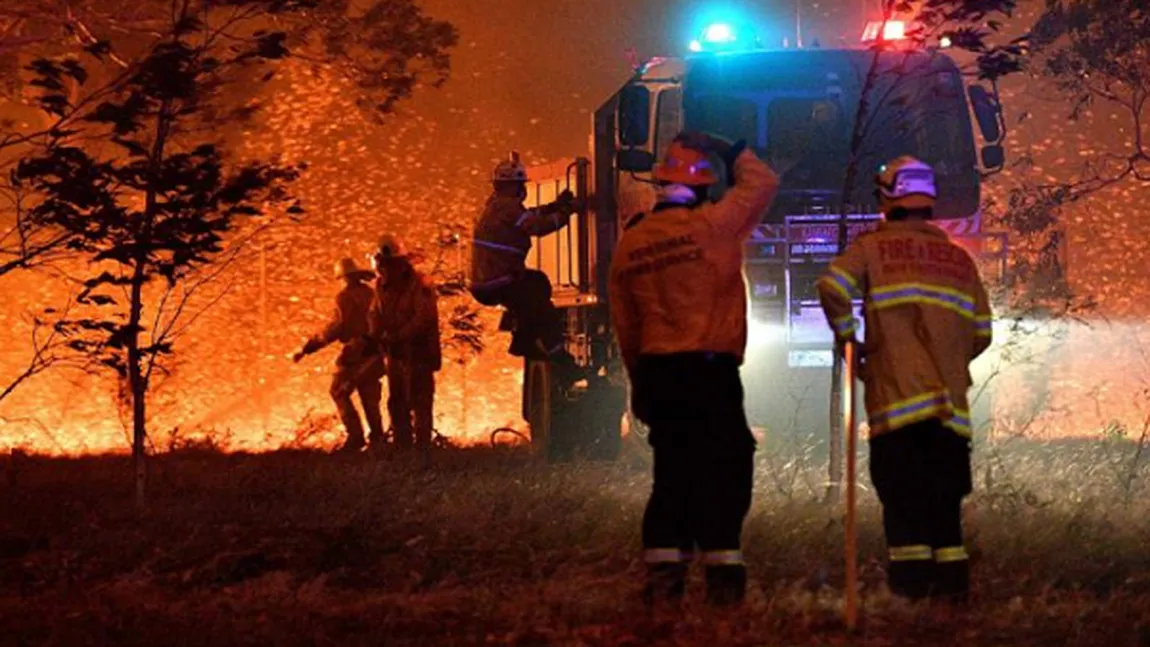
{"left": 861, "top": 20, "right": 908, "bottom": 43}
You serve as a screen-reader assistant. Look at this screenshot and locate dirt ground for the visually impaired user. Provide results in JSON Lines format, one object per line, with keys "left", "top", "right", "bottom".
{"left": 2, "top": 443, "right": 1149, "bottom": 646}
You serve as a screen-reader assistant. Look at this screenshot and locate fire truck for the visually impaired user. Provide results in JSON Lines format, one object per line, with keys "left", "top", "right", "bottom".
{"left": 513, "top": 19, "right": 1009, "bottom": 462}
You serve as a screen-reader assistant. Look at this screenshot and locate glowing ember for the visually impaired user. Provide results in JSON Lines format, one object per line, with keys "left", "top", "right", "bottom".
{"left": 0, "top": 61, "right": 535, "bottom": 455}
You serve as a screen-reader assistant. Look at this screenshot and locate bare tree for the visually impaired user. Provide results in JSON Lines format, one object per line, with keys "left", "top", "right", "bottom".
{"left": 1030, "top": 0, "right": 1150, "bottom": 192}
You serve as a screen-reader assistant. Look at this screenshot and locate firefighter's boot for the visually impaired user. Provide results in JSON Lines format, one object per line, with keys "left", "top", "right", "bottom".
{"left": 642, "top": 563, "right": 687, "bottom": 611}
{"left": 888, "top": 561, "right": 934, "bottom": 601}
{"left": 704, "top": 565, "right": 747, "bottom": 608}
{"left": 932, "top": 559, "right": 970, "bottom": 604}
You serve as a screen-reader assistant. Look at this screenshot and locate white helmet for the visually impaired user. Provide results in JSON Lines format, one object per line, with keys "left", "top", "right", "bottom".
{"left": 876, "top": 156, "right": 937, "bottom": 210}
{"left": 492, "top": 151, "right": 528, "bottom": 183}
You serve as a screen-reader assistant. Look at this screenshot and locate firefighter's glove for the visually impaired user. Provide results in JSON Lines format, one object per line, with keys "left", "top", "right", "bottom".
{"left": 675, "top": 131, "right": 747, "bottom": 183}
{"left": 555, "top": 189, "right": 577, "bottom": 216}
{"left": 294, "top": 338, "right": 323, "bottom": 362}
{"left": 836, "top": 338, "right": 867, "bottom": 380}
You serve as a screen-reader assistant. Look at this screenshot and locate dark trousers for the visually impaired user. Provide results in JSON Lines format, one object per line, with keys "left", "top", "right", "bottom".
{"left": 632, "top": 352, "right": 756, "bottom": 605}
{"left": 388, "top": 360, "right": 436, "bottom": 453}
{"left": 330, "top": 372, "right": 384, "bottom": 447}
{"left": 869, "top": 419, "right": 972, "bottom": 601}
{"left": 472, "top": 270, "right": 565, "bottom": 358}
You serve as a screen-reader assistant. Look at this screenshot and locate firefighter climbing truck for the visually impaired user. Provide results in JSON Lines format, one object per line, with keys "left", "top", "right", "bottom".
{"left": 515, "top": 19, "right": 1010, "bottom": 461}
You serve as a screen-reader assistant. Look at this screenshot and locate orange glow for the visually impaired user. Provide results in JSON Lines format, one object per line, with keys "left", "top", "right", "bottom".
{"left": 0, "top": 349, "right": 525, "bottom": 455}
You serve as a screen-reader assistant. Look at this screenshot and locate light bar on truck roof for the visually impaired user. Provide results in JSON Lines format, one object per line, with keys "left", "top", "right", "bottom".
{"left": 689, "top": 21, "right": 748, "bottom": 53}
{"left": 861, "top": 20, "right": 908, "bottom": 43}
{"left": 703, "top": 23, "right": 737, "bottom": 44}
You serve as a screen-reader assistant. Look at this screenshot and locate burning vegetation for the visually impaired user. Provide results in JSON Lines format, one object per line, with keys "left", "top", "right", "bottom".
{"left": 0, "top": 0, "right": 1150, "bottom": 644}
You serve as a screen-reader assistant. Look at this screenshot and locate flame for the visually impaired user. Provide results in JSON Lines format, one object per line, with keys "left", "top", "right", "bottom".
{"left": 0, "top": 342, "right": 526, "bottom": 455}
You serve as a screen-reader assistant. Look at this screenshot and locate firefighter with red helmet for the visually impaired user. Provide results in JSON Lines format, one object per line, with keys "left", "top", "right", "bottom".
{"left": 368, "top": 235, "right": 441, "bottom": 466}
{"left": 608, "top": 132, "right": 779, "bottom": 608}
{"left": 816, "top": 156, "right": 994, "bottom": 602}
{"left": 293, "top": 258, "right": 386, "bottom": 454}
{"left": 469, "top": 153, "right": 581, "bottom": 377}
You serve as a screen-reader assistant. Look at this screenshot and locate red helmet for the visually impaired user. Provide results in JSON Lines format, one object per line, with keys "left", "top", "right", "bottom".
{"left": 652, "top": 142, "right": 718, "bottom": 186}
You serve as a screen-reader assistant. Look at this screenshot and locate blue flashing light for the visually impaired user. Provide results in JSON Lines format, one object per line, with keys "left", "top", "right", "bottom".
{"left": 689, "top": 19, "right": 762, "bottom": 54}
{"left": 702, "top": 23, "right": 737, "bottom": 44}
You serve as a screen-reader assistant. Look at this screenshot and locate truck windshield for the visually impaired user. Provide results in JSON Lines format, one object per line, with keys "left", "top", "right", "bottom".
{"left": 683, "top": 49, "right": 979, "bottom": 217}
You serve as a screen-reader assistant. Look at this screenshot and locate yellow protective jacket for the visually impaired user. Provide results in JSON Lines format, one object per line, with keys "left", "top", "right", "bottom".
{"left": 470, "top": 193, "right": 570, "bottom": 291}
{"left": 309, "top": 282, "right": 380, "bottom": 369}
{"left": 608, "top": 149, "right": 780, "bottom": 372}
{"left": 816, "top": 220, "right": 993, "bottom": 438}
{"left": 369, "top": 270, "right": 442, "bottom": 371}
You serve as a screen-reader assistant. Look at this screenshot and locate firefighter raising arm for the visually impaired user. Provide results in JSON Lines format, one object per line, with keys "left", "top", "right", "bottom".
{"left": 675, "top": 132, "right": 779, "bottom": 241}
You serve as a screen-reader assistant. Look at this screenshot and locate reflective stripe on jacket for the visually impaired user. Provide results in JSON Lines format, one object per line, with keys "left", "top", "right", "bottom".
{"left": 470, "top": 193, "right": 569, "bottom": 291}
{"left": 607, "top": 149, "right": 780, "bottom": 372}
{"left": 816, "top": 220, "right": 993, "bottom": 438}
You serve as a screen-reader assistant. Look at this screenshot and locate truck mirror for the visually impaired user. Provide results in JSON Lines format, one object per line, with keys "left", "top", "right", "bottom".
{"left": 981, "top": 144, "right": 1005, "bottom": 171}
{"left": 968, "top": 84, "right": 1002, "bottom": 144}
{"left": 618, "top": 84, "right": 651, "bottom": 148}
{"left": 616, "top": 148, "right": 656, "bottom": 173}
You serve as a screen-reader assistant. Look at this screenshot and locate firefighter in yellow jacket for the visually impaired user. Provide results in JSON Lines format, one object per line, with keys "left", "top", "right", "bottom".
{"left": 293, "top": 258, "right": 386, "bottom": 453}
{"left": 609, "top": 132, "right": 779, "bottom": 608}
{"left": 369, "top": 235, "right": 441, "bottom": 466}
{"left": 816, "top": 157, "right": 993, "bottom": 602}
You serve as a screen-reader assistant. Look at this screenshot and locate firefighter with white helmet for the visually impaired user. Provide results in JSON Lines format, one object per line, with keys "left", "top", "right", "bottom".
{"left": 368, "top": 234, "right": 441, "bottom": 466}
{"left": 293, "top": 257, "right": 386, "bottom": 453}
{"left": 608, "top": 131, "right": 780, "bottom": 608}
{"left": 470, "top": 152, "right": 581, "bottom": 377}
{"left": 816, "top": 155, "right": 994, "bottom": 603}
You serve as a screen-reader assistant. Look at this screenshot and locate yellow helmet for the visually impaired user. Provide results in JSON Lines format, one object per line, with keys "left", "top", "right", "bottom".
{"left": 876, "top": 156, "right": 937, "bottom": 210}
{"left": 334, "top": 257, "right": 373, "bottom": 281}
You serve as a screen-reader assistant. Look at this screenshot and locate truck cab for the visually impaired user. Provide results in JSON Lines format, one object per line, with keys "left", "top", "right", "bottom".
{"left": 515, "top": 21, "right": 1010, "bottom": 458}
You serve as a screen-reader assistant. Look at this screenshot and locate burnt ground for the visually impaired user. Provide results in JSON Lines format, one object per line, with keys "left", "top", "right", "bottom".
{"left": 1, "top": 443, "right": 1149, "bottom": 646}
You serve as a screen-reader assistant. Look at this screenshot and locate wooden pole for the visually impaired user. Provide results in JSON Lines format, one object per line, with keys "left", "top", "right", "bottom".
{"left": 828, "top": 353, "right": 844, "bottom": 505}
{"left": 843, "top": 340, "right": 859, "bottom": 631}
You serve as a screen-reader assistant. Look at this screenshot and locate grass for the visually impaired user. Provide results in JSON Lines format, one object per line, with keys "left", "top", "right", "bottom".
{"left": 1, "top": 439, "right": 1150, "bottom": 647}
